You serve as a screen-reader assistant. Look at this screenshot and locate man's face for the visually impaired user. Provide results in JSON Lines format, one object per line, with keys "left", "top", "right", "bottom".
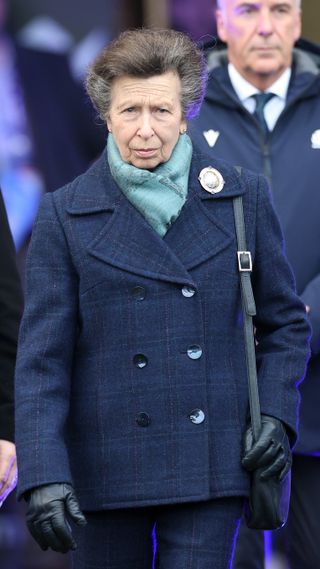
{"left": 216, "top": 0, "right": 301, "bottom": 89}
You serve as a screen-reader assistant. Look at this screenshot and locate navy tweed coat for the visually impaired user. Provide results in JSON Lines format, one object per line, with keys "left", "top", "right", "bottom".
{"left": 15, "top": 147, "right": 310, "bottom": 511}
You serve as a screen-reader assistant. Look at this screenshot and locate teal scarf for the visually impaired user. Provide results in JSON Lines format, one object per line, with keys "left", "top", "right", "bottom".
{"left": 107, "top": 133, "right": 192, "bottom": 237}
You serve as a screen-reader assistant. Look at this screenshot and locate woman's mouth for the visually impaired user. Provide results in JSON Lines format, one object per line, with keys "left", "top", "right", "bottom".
{"left": 134, "top": 149, "right": 158, "bottom": 157}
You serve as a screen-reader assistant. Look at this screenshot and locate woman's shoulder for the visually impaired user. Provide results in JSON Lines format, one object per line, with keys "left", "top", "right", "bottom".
{"left": 49, "top": 148, "right": 116, "bottom": 213}
{"left": 193, "top": 142, "right": 259, "bottom": 175}
{"left": 191, "top": 142, "right": 269, "bottom": 200}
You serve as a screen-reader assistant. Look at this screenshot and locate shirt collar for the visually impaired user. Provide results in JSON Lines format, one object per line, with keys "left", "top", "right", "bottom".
{"left": 228, "top": 63, "right": 292, "bottom": 103}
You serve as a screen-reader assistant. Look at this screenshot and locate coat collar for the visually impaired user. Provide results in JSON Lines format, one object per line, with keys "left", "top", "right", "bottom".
{"left": 205, "top": 50, "right": 320, "bottom": 110}
{"left": 66, "top": 147, "right": 244, "bottom": 284}
{"left": 66, "top": 149, "right": 117, "bottom": 214}
{"left": 190, "top": 147, "right": 245, "bottom": 200}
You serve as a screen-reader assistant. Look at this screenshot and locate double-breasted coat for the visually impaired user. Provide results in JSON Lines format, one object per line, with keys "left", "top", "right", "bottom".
{"left": 15, "top": 148, "right": 310, "bottom": 511}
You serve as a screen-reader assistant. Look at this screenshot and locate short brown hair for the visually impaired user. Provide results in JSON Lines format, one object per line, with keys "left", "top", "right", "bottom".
{"left": 86, "top": 28, "right": 207, "bottom": 121}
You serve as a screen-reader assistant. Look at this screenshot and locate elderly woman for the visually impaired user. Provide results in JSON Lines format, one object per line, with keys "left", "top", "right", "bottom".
{"left": 15, "top": 29, "right": 309, "bottom": 568}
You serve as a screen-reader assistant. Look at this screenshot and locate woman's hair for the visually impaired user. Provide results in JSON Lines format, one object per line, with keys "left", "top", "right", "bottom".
{"left": 86, "top": 28, "right": 207, "bottom": 121}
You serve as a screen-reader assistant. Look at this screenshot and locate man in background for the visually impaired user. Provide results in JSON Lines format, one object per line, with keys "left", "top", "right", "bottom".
{"left": 0, "top": 190, "right": 23, "bottom": 506}
{"left": 190, "top": 1, "right": 320, "bottom": 567}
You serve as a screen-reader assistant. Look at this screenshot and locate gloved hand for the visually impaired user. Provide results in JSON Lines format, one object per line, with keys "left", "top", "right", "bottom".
{"left": 25, "top": 483, "right": 86, "bottom": 553}
{"left": 242, "top": 415, "right": 292, "bottom": 481}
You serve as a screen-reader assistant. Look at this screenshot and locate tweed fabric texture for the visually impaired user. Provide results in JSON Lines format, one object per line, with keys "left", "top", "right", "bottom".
{"left": 71, "top": 497, "right": 243, "bottom": 569}
{"left": 15, "top": 148, "right": 310, "bottom": 510}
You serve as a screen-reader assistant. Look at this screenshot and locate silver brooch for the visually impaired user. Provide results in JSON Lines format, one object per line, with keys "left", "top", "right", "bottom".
{"left": 198, "top": 167, "right": 225, "bottom": 194}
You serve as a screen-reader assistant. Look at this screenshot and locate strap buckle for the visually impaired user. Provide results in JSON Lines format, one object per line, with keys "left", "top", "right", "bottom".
{"left": 237, "top": 251, "right": 252, "bottom": 272}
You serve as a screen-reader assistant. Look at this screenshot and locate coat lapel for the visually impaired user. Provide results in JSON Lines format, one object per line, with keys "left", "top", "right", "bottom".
{"left": 164, "top": 152, "right": 245, "bottom": 270}
{"left": 66, "top": 149, "right": 245, "bottom": 283}
{"left": 66, "top": 153, "right": 196, "bottom": 286}
{"left": 86, "top": 195, "right": 196, "bottom": 285}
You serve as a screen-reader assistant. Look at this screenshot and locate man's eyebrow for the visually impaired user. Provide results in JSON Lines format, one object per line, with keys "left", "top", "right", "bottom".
{"left": 271, "top": 2, "right": 293, "bottom": 8}
{"left": 234, "top": 3, "right": 260, "bottom": 12}
{"left": 236, "top": 2, "right": 260, "bottom": 7}
{"left": 234, "top": 1, "right": 292, "bottom": 11}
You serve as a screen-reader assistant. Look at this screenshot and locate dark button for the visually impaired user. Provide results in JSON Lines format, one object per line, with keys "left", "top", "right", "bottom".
{"left": 136, "top": 412, "right": 151, "bottom": 427}
{"left": 187, "top": 345, "right": 203, "bottom": 360}
{"left": 189, "top": 409, "right": 205, "bottom": 425}
{"left": 132, "top": 286, "right": 146, "bottom": 301}
{"left": 133, "top": 354, "right": 148, "bottom": 368}
{"left": 182, "top": 286, "right": 196, "bottom": 298}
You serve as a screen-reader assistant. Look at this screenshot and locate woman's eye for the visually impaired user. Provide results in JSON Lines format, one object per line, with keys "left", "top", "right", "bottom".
{"left": 123, "top": 107, "right": 135, "bottom": 113}
{"left": 157, "top": 108, "right": 169, "bottom": 114}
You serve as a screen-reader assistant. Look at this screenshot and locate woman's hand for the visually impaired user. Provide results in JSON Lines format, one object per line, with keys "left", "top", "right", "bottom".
{"left": 25, "top": 483, "right": 87, "bottom": 553}
{"left": 242, "top": 415, "right": 292, "bottom": 481}
{"left": 0, "top": 440, "right": 17, "bottom": 506}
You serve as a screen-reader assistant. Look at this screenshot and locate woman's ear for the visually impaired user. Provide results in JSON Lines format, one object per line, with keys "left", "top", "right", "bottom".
{"left": 106, "top": 114, "right": 112, "bottom": 133}
{"left": 180, "top": 120, "right": 187, "bottom": 135}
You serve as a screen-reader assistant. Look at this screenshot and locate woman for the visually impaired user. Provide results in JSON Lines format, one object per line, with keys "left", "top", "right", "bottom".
{"left": 15, "top": 29, "right": 310, "bottom": 568}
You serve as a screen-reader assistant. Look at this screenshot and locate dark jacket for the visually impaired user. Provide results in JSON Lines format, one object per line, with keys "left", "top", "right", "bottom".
{"left": 0, "top": 191, "right": 23, "bottom": 441}
{"left": 15, "top": 149, "right": 309, "bottom": 510}
{"left": 189, "top": 41, "right": 320, "bottom": 454}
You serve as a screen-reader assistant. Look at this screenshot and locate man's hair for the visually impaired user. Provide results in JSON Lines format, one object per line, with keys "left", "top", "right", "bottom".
{"left": 86, "top": 28, "right": 208, "bottom": 121}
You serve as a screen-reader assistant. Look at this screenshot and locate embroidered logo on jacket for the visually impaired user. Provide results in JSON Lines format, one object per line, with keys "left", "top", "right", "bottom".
{"left": 311, "top": 129, "right": 320, "bottom": 149}
{"left": 203, "top": 129, "right": 220, "bottom": 148}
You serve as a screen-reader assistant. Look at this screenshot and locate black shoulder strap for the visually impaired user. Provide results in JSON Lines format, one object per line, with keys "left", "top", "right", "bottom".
{"left": 233, "top": 177, "right": 262, "bottom": 441}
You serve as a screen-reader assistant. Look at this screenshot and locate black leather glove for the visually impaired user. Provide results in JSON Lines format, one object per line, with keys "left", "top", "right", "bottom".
{"left": 242, "top": 415, "right": 292, "bottom": 481}
{"left": 25, "top": 483, "right": 86, "bottom": 553}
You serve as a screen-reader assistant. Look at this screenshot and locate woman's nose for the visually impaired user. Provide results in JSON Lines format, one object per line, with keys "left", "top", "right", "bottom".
{"left": 137, "top": 114, "right": 154, "bottom": 138}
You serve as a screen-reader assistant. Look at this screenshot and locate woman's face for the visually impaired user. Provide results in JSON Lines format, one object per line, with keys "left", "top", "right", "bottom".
{"left": 106, "top": 71, "right": 187, "bottom": 169}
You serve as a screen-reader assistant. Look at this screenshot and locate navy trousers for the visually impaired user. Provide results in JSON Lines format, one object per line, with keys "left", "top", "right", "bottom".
{"left": 72, "top": 497, "right": 244, "bottom": 569}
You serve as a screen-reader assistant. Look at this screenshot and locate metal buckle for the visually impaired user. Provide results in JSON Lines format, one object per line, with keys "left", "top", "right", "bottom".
{"left": 237, "top": 251, "right": 252, "bottom": 272}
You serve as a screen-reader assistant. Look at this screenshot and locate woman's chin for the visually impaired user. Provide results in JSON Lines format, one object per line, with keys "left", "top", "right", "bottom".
{"left": 129, "top": 155, "right": 164, "bottom": 170}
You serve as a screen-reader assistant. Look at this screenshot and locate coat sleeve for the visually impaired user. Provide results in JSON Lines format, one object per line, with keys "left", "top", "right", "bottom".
{"left": 300, "top": 276, "right": 320, "bottom": 355}
{"left": 0, "top": 190, "right": 23, "bottom": 442}
{"left": 15, "top": 191, "right": 78, "bottom": 499}
{"left": 251, "top": 175, "right": 311, "bottom": 443}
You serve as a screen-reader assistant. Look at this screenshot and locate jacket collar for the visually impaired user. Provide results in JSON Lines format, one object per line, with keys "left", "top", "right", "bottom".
{"left": 66, "top": 147, "right": 243, "bottom": 284}
{"left": 205, "top": 48, "right": 320, "bottom": 109}
{"left": 189, "top": 147, "right": 245, "bottom": 200}
{"left": 66, "top": 148, "right": 119, "bottom": 214}
{"left": 66, "top": 145, "right": 244, "bottom": 209}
